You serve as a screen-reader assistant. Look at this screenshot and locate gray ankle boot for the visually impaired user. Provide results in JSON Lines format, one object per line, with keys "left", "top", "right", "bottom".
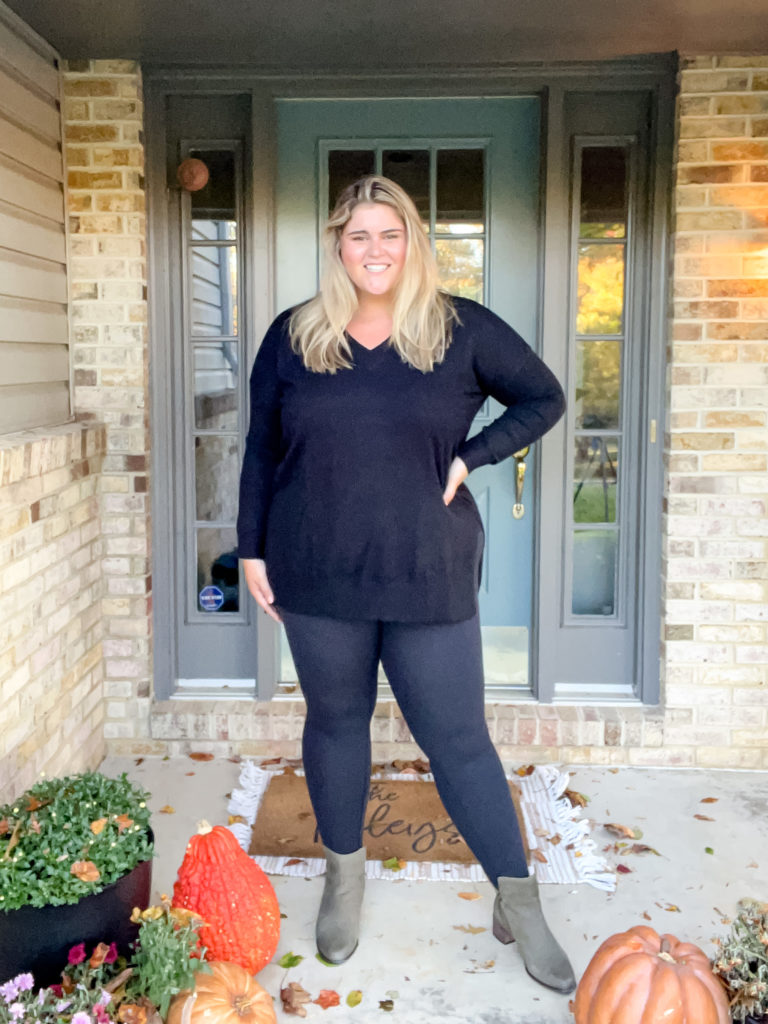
{"left": 316, "top": 846, "right": 366, "bottom": 964}
{"left": 493, "top": 873, "right": 576, "bottom": 993}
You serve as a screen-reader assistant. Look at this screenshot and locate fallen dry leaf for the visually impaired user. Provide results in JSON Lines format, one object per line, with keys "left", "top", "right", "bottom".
{"left": 515, "top": 764, "right": 536, "bottom": 777}
{"left": 608, "top": 768, "right": 620, "bottom": 774}
{"left": 604, "top": 822, "right": 641, "bottom": 839}
{"left": 458, "top": 892, "right": 482, "bottom": 901}
{"left": 629, "top": 843, "right": 660, "bottom": 856}
{"left": 71, "top": 859, "right": 100, "bottom": 882}
{"left": 747, "top": 860, "right": 759, "bottom": 869}
{"left": 0, "top": 819, "right": 8, "bottom": 836}
{"left": 314, "top": 990, "right": 341, "bottom": 1010}
{"left": 700, "top": 797, "right": 718, "bottom": 803}
{"left": 564, "top": 789, "right": 589, "bottom": 807}
{"left": 382, "top": 856, "right": 406, "bottom": 871}
{"left": 453, "top": 924, "right": 487, "bottom": 934}
{"left": 115, "top": 814, "right": 133, "bottom": 834}
{"left": 90, "top": 817, "right": 108, "bottom": 835}
{"left": 616, "top": 864, "right": 632, "bottom": 874}
{"left": 29, "top": 817, "right": 41, "bottom": 834}
{"left": 25, "top": 797, "right": 45, "bottom": 812}
{"left": 134, "top": 757, "right": 144, "bottom": 766}
{"left": 655, "top": 901, "right": 681, "bottom": 913}
{"left": 285, "top": 858, "right": 307, "bottom": 867}
{"left": 189, "top": 752, "right": 214, "bottom": 761}
{"left": 281, "top": 982, "right": 312, "bottom": 1018}
{"left": 694, "top": 814, "right": 714, "bottom": 822}
{"left": 346, "top": 990, "right": 363, "bottom": 1008}
{"left": 642, "top": 911, "right": 652, "bottom": 921}
{"left": 158, "top": 805, "right": 175, "bottom": 814}
{"left": 532, "top": 849, "right": 549, "bottom": 864}
{"left": 228, "top": 814, "right": 247, "bottom": 825}
{"left": 379, "top": 999, "right": 395, "bottom": 1012}
{"left": 549, "top": 834, "right": 562, "bottom": 846}
{"left": 533, "top": 827, "right": 549, "bottom": 837}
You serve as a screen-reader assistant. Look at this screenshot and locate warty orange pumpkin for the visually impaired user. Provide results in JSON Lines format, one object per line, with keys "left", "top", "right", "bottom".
{"left": 572, "top": 925, "right": 730, "bottom": 1024}
{"left": 172, "top": 822, "right": 280, "bottom": 974}
{"left": 166, "top": 960, "right": 277, "bottom": 1024}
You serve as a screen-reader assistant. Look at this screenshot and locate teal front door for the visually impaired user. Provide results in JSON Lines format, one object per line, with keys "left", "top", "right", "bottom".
{"left": 276, "top": 97, "right": 542, "bottom": 693}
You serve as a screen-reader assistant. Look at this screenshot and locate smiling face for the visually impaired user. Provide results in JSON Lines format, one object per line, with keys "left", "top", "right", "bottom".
{"left": 338, "top": 202, "right": 408, "bottom": 302}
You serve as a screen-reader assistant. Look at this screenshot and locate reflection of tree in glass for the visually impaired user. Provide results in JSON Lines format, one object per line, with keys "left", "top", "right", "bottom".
{"left": 577, "top": 245, "right": 624, "bottom": 335}
{"left": 576, "top": 341, "right": 621, "bottom": 430}
{"left": 573, "top": 437, "right": 618, "bottom": 523}
{"left": 580, "top": 222, "right": 625, "bottom": 239}
{"left": 436, "top": 238, "right": 483, "bottom": 303}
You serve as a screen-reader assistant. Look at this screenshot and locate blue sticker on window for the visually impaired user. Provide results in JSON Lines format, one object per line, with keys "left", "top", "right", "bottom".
{"left": 199, "top": 585, "right": 225, "bottom": 612}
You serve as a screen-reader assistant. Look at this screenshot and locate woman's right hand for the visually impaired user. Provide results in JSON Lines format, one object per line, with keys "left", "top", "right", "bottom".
{"left": 242, "top": 558, "right": 283, "bottom": 623}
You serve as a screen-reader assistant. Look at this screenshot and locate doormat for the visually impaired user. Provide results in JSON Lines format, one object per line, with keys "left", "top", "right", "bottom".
{"left": 227, "top": 760, "right": 616, "bottom": 890}
{"left": 246, "top": 773, "right": 530, "bottom": 864}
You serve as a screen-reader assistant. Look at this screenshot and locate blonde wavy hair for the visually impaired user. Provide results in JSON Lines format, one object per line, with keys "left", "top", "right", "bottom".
{"left": 289, "top": 175, "right": 457, "bottom": 373}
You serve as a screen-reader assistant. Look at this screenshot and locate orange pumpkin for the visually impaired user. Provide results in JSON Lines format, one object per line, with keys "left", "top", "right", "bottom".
{"left": 167, "top": 961, "right": 277, "bottom": 1024}
{"left": 573, "top": 926, "right": 730, "bottom": 1024}
{"left": 173, "top": 822, "right": 280, "bottom": 974}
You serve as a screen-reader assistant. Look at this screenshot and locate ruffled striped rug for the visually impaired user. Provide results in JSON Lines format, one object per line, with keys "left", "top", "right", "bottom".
{"left": 227, "top": 759, "right": 615, "bottom": 891}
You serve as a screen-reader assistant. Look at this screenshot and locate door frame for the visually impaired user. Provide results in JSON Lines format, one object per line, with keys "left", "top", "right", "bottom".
{"left": 145, "top": 55, "right": 675, "bottom": 703}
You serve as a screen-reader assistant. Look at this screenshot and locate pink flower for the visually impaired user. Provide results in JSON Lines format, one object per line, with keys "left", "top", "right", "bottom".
{"left": 68, "top": 942, "right": 87, "bottom": 965}
{"left": 105, "top": 942, "right": 118, "bottom": 964}
{"left": 49, "top": 984, "right": 63, "bottom": 997}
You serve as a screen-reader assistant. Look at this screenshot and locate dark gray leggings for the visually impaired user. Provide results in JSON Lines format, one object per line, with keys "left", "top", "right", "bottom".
{"left": 280, "top": 609, "right": 528, "bottom": 885}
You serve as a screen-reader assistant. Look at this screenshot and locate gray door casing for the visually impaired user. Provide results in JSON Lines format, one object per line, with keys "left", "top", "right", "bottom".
{"left": 145, "top": 57, "right": 675, "bottom": 704}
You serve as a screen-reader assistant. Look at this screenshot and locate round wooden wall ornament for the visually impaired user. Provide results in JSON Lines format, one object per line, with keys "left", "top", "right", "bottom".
{"left": 177, "top": 157, "right": 210, "bottom": 192}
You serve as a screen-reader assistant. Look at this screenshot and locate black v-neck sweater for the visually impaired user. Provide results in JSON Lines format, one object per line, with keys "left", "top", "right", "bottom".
{"left": 237, "top": 296, "right": 565, "bottom": 623}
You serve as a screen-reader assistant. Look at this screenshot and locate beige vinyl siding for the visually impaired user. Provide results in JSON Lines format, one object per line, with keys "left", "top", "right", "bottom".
{"left": 0, "top": 4, "right": 68, "bottom": 433}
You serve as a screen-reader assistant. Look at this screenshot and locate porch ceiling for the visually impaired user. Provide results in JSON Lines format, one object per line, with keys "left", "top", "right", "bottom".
{"left": 6, "top": 0, "right": 768, "bottom": 67}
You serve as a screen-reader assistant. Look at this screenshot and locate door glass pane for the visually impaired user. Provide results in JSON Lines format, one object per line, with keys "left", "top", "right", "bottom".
{"left": 195, "top": 436, "right": 239, "bottom": 522}
{"left": 189, "top": 149, "right": 237, "bottom": 238}
{"left": 580, "top": 147, "right": 627, "bottom": 239}
{"left": 573, "top": 436, "right": 619, "bottom": 524}
{"left": 193, "top": 344, "right": 238, "bottom": 430}
{"left": 577, "top": 244, "right": 624, "bottom": 335}
{"left": 572, "top": 531, "right": 617, "bottom": 615}
{"left": 197, "top": 527, "right": 239, "bottom": 613}
{"left": 382, "top": 150, "right": 430, "bottom": 219}
{"left": 191, "top": 246, "right": 238, "bottom": 336}
{"left": 435, "top": 238, "right": 484, "bottom": 302}
{"left": 328, "top": 150, "right": 376, "bottom": 212}
{"left": 575, "top": 340, "right": 621, "bottom": 430}
{"left": 436, "top": 149, "right": 484, "bottom": 233}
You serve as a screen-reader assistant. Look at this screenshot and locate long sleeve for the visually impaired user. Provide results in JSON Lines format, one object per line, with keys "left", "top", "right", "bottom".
{"left": 236, "top": 317, "right": 285, "bottom": 558}
{"left": 456, "top": 314, "right": 566, "bottom": 473}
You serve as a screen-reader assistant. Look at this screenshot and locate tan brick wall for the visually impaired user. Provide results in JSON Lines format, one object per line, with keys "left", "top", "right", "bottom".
{"left": 0, "top": 424, "right": 106, "bottom": 802}
{"left": 664, "top": 55, "right": 768, "bottom": 768}
{"left": 62, "top": 60, "right": 153, "bottom": 748}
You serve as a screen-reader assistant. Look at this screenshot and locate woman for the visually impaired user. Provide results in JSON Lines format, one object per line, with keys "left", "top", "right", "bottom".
{"left": 237, "top": 176, "right": 574, "bottom": 993}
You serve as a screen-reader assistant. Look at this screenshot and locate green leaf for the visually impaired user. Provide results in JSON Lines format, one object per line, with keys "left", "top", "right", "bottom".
{"left": 382, "top": 856, "right": 403, "bottom": 871}
{"left": 279, "top": 951, "right": 305, "bottom": 968}
{"left": 705, "top": 846, "right": 714, "bottom": 855}
{"left": 316, "top": 952, "right": 335, "bottom": 966}
{"left": 347, "top": 990, "right": 363, "bottom": 1007}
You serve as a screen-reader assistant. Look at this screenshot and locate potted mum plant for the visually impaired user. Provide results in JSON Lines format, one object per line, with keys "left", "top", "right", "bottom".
{"left": 0, "top": 771, "right": 153, "bottom": 985}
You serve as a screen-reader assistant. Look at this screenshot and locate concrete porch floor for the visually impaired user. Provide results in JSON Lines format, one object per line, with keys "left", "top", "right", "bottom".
{"left": 100, "top": 756, "right": 768, "bottom": 1024}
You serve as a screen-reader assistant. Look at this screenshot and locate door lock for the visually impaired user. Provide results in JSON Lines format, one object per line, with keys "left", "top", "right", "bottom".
{"left": 512, "top": 446, "right": 529, "bottom": 519}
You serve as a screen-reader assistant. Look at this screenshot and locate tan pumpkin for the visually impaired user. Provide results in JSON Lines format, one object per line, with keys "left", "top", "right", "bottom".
{"left": 166, "top": 961, "right": 277, "bottom": 1024}
{"left": 573, "top": 925, "right": 730, "bottom": 1024}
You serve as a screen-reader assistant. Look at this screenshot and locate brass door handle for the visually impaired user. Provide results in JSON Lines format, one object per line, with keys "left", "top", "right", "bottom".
{"left": 512, "top": 446, "right": 529, "bottom": 519}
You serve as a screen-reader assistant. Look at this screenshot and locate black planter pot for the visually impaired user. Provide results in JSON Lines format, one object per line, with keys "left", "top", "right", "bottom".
{"left": 0, "top": 832, "right": 153, "bottom": 987}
